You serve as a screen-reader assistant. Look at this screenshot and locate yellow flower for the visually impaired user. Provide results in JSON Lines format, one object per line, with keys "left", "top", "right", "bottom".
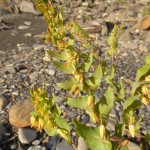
{"left": 30, "top": 116, "right": 37, "bottom": 128}
{"left": 87, "top": 96, "right": 94, "bottom": 107}
{"left": 44, "top": 121, "right": 52, "bottom": 132}
{"left": 129, "top": 125, "right": 135, "bottom": 138}
{"left": 72, "top": 70, "right": 83, "bottom": 83}
{"left": 36, "top": 118, "right": 44, "bottom": 131}
{"left": 100, "top": 125, "right": 106, "bottom": 139}
{"left": 140, "top": 96, "right": 149, "bottom": 105}
{"left": 69, "top": 84, "right": 78, "bottom": 96}
{"left": 90, "top": 112, "right": 99, "bottom": 123}
{"left": 64, "top": 60, "right": 72, "bottom": 69}
{"left": 141, "top": 85, "right": 149, "bottom": 94}
{"left": 130, "top": 116, "right": 135, "bottom": 125}
{"left": 57, "top": 129, "right": 68, "bottom": 139}
{"left": 145, "top": 75, "right": 150, "bottom": 82}
{"left": 67, "top": 52, "right": 75, "bottom": 59}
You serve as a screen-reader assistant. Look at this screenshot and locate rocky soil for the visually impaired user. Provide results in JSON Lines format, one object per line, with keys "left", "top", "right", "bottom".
{"left": 1, "top": 0, "right": 150, "bottom": 150}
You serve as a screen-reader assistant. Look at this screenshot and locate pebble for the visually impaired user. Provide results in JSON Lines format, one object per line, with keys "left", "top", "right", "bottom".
{"left": 18, "top": 25, "right": 29, "bottom": 29}
{"left": 0, "top": 94, "right": 8, "bottom": 110}
{"left": 46, "top": 68, "right": 56, "bottom": 76}
{"left": 77, "top": 137, "right": 89, "bottom": 150}
{"left": 121, "top": 42, "right": 138, "bottom": 49}
{"left": 18, "top": 128, "right": 38, "bottom": 144}
{"left": 56, "top": 140, "right": 74, "bottom": 150}
{"left": 46, "top": 136, "right": 57, "bottom": 150}
{"left": 0, "top": 124, "right": 7, "bottom": 141}
{"left": 68, "top": 111, "right": 77, "bottom": 118}
{"left": 27, "top": 145, "right": 47, "bottom": 150}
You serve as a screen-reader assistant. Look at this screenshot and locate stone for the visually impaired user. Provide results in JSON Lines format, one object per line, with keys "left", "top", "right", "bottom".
{"left": 19, "top": 1, "right": 43, "bottom": 15}
{"left": 121, "top": 43, "right": 138, "bottom": 50}
{"left": 82, "top": 115, "right": 89, "bottom": 124}
{"left": 18, "top": 128, "right": 37, "bottom": 144}
{"left": 29, "top": 72, "right": 39, "bottom": 81}
{"left": 27, "top": 145, "right": 47, "bottom": 150}
{"left": 18, "top": 25, "right": 29, "bottom": 30}
{"left": 0, "top": 124, "right": 7, "bottom": 141}
{"left": 9, "top": 99, "right": 34, "bottom": 127}
{"left": 3, "top": 66, "right": 18, "bottom": 74}
{"left": 77, "top": 137, "right": 89, "bottom": 150}
{"left": 55, "top": 96, "right": 64, "bottom": 103}
{"left": 56, "top": 140, "right": 74, "bottom": 150}
{"left": 68, "top": 111, "right": 77, "bottom": 118}
{"left": 24, "top": 33, "right": 32, "bottom": 38}
{"left": 139, "top": 45, "right": 149, "bottom": 52}
{"left": 33, "top": 44, "right": 46, "bottom": 50}
{"left": 0, "top": 8, "right": 10, "bottom": 15}
{"left": 46, "top": 68, "right": 56, "bottom": 76}
{"left": 132, "top": 15, "right": 150, "bottom": 30}
{"left": 78, "top": 21, "right": 102, "bottom": 33}
{"left": 119, "top": 31, "right": 134, "bottom": 42}
{"left": 46, "top": 136, "right": 57, "bottom": 150}
{"left": 32, "top": 140, "right": 40, "bottom": 145}
{"left": 0, "top": 94, "right": 8, "bottom": 110}
{"left": 101, "top": 25, "right": 108, "bottom": 36}
{"left": 106, "top": 119, "right": 115, "bottom": 131}
{"left": 127, "top": 141, "right": 141, "bottom": 150}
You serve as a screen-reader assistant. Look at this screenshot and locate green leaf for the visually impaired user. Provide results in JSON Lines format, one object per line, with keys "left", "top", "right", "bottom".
{"left": 145, "top": 132, "right": 150, "bottom": 143}
{"left": 84, "top": 65, "right": 102, "bottom": 95}
{"left": 136, "top": 64, "right": 150, "bottom": 81}
{"left": 110, "top": 63, "right": 116, "bottom": 79}
{"left": 145, "top": 55, "right": 150, "bottom": 64}
{"left": 73, "top": 120, "right": 112, "bottom": 150}
{"left": 95, "top": 87, "right": 114, "bottom": 126}
{"left": 43, "top": 0, "right": 48, "bottom": 4}
{"left": 45, "top": 127, "right": 58, "bottom": 136}
{"left": 65, "top": 95, "right": 90, "bottom": 111}
{"left": 127, "top": 101, "right": 141, "bottom": 112}
{"left": 115, "top": 124, "right": 124, "bottom": 138}
{"left": 46, "top": 51, "right": 68, "bottom": 60}
{"left": 78, "top": 53, "right": 93, "bottom": 73}
{"left": 122, "top": 110, "right": 129, "bottom": 125}
{"left": 112, "top": 142, "right": 119, "bottom": 150}
{"left": 119, "top": 145, "right": 129, "bottom": 150}
{"left": 57, "top": 77, "right": 76, "bottom": 89}
{"left": 52, "top": 60, "right": 73, "bottom": 74}
{"left": 135, "top": 116, "right": 142, "bottom": 131}
{"left": 30, "top": 109, "right": 39, "bottom": 116}
{"left": 119, "top": 78, "right": 125, "bottom": 99}
{"left": 55, "top": 118, "right": 70, "bottom": 133}
{"left": 67, "top": 28, "right": 74, "bottom": 47}
{"left": 123, "top": 95, "right": 141, "bottom": 110}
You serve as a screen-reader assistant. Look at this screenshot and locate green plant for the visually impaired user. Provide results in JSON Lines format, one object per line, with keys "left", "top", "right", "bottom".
{"left": 30, "top": 0, "right": 150, "bottom": 150}
{"left": 88, "top": 0, "right": 93, "bottom": 8}
{"left": 85, "top": 15, "right": 90, "bottom": 20}
{"left": 141, "top": 3, "right": 150, "bottom": 16}
{"left": 117, "top": 0, "right": 127, "bottom": 5}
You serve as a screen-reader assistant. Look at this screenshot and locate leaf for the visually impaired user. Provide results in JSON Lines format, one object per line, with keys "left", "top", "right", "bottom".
{"left": 145, "top": 55, "right": 150, "bottom": 64}
{"left": 123, "top": 95, "right": 141, "bottom": 110}
{"left": 73, "top": 120, "right": 112, "bottom": 150}
{"left": 52, "top": 60, "right": 73, "bottom": 74}
{"left": 119, "top": 145, "right": 129, "bottom": 150}
{"left": 45, "top": 127, "right": 58, "bottom": 136}
{"left": 136, "top": 64, "right": 150, "bottom": 81}
{"left": 55, "top": 118, "right": 70, "bottom": 133}
{"left": 119, "top": 78, "right": 125, "bottom": 99}
{"left": 84, "top": 65, "right": 102, "bottom": 95}
{"left": 43, "top": 0, "right": 48, "bottom": 4}
{"left": 122, "top": 110, "right": 129, "bottom": 125}
{"left": 46, "top": 51, "right": 68, "bottom": 60}
{"left": 65, "top": 95, "right": 90, "bottom": 111}
{"left": 30, "top": 109, "right": 39, "bottom": 116}
{"left": 145, "top": 132, "right": 150, "bottom": 143}
{"left": 110, "top": 63, "right": 116, "bottom": 79}
{"left": 112, "top": 142, "right": 119, "bottom": 150}
{"left": 57, "top": 77, "right": 76, "bottom": 89}
{"left": 78, "top": 53, "right": 93, "bottom": 73}
{"left": 95, "top": 87, "right": 114, "bottom": 126}
{"left": 135, "top": 116, "right": 142, "bottom": 131}
{"left": 127, "top": 101, "right": 141, "bottom": 112}
{"left": 67, "top": 28, "right": 74, "bottom": 47}
{"left": 115, "top": 124, "right": 124, "bottom": 138}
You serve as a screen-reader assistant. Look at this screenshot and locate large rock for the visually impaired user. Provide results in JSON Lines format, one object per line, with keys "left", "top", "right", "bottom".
{"left": 56, "top": 140, "right": 74, "bottom": 150}
{"left": 0, "top": 94, "right": 8, "bottom": 110}
{"left": 9, "top": 99, "right": 34, "bottom": 127}
{"left": 132, "top": 15, "right": 150, "bottom": 30}
{"left": 18, "top": 128, "right": 37, "bottom": 144}
{"left": 77, "top": 137, "right": 89, "bottom": 150}
{"left": 127, "top": 141, "right": 141, "bottom": 150}
{"left": 0, "top": 124, "right": 7, "bottom": 141}
{"left": 19, "top": 1, "right": 43, "bottom": 15}
{"left": 119, "top": 31, "right": 134, "bottom": 42}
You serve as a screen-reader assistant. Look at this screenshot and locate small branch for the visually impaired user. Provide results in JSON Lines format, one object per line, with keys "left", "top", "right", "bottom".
{"left": 71, "top": 140, "right": 78, "bottom": 150}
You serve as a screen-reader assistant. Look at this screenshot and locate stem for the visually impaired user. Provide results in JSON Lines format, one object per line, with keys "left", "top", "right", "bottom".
{"left": 71, "top": 141, "right": 78, "bottom": 150}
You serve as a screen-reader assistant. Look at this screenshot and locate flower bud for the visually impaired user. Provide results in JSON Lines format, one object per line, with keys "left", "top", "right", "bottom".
{"left": 87, "top": 96, "right": 94, "bottom": 107}
{"left": 90, "top": 112, "right": 99, "bottom": 123}
{"left": 130, "top": 116, "right": 135, "bottom": 125}
{"left": 57, "top": 129, "right": 68, "bottom": 139}
{"left": 129, "top": 124, "right": 135, "bottom": 138}
{"left": 140, "top": 96, "right": 149, "bottom": 105}
{"left": 37, "top": 118, "right": 44, "bottom": 131}
{"left": 100, "top": 125, "right": 106, "bottom": 139}
{"left": 44, "top": 121, "right": 52, "bottom": 132}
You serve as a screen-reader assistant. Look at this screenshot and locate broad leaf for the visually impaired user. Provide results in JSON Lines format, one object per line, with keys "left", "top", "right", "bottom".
{"left": 65, "top": 95, "right": 90, "bottom": 111}
{"left": 57, "top": 77, "right": 76, "bottom": 89}
{"left": 119, "top": 145, "right": 129, "bottom": 150}
{"left": 46, "top": 51, "right": 68, "bottom": 60}
{"left": 55, "top": 117, "right": 70, "bottom": 133}
{"left": 52, "top": 60, "right": 73, "bottom": 74}
{"left": 95, "top": 87, "right": 114, "bottom": 126}
{"left": 78, "top": 53, "right": 93, "bottom": 73}
{"left": 119, "top": 78, "right": 125, "bottom": 99}
{"left": 136, "top": 64, "right": 150, "bottom": 81}
{"left": 84, "top": 65, "right": 102, "bottom": 95}
{"left": 67, "top": 28, "right": 74, "bottom": 47}
{"left": 45, "top": 127, "right": 58, "bottom": 136}
{"left": 115, "top": 124, "right": 124, "bottom": 138}
{"left": 30, "top": 109, "right": 39, "bottom": 116}
{"left": 122, "top": 110, "right": 129, "bottom": 125}
{"left": 73, "top": 120, "right": 112, "bottom": 150}
{"left": 123, "top": 95, "right": 141, "bottom": 110}
{"left": 110, "top": 63, "right": 116, "bottom": 79}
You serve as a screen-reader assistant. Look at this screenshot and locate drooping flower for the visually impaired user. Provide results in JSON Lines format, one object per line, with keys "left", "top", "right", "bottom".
{"left": 36, "top": 118, "right": 44, "bottom": 131}
{"left": 30, "top": 116, "right": 37, "bottom": 128}
{"left": 129, "top": 125, "right": 135, "bottom": 138}
{"left": 141, "top": 84, "right": 149, "bottom": 94}
{"left": 100, "top": 125, "right": 106, "bottom": 139}
{"left": 90, "top": 111, "right": 99, "bottom": 123}
{"left": 87, "top": 95, "right": 94, "bottom": 107}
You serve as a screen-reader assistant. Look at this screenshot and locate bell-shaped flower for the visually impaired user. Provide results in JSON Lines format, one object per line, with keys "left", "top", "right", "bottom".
{"left": 100, "top": 125, "right": 106, "bottom": 139}
{"left": 129, "top": 124, "right": 135, "bottom": 138}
